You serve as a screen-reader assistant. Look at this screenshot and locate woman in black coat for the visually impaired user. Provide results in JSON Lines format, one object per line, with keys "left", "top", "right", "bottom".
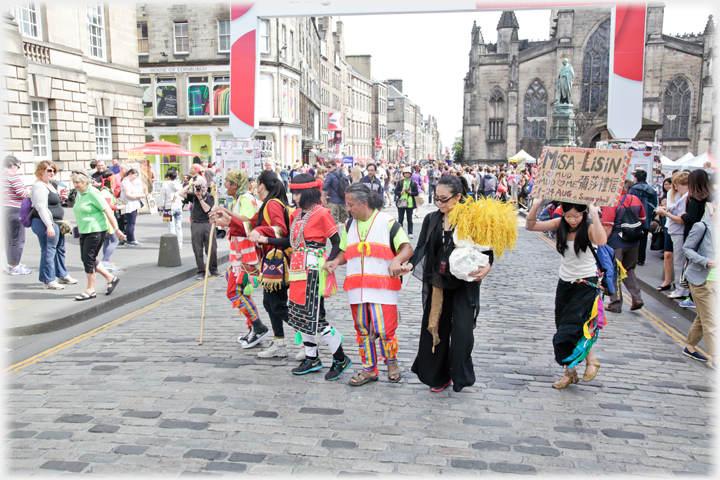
{"left": 400, "top": 175, "right": 493, "bottom": 392}
{"left": 394, "top": 167, "right": 419, "bottom": 238}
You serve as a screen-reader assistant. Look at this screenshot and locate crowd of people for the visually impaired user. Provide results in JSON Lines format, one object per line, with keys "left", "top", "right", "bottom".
{"left": 2, "top": 151, "right": 715, "bottom": 384}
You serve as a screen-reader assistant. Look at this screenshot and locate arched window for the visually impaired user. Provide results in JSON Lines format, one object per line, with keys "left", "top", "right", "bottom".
{"left": 523, "top": 80, "right": 547, "bottom": 139}
{"left": 663, "top": 76, "right": 692, "bottom": 140}
{"left": 580, "top": 18, "right": 610, "bottom": 113}
{"left": 488, "top": 89, "right": 505, "bottom": 140}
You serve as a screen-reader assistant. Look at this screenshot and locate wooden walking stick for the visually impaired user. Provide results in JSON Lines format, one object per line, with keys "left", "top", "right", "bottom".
{"left": 199, "top": 183, "right": 218, "bottom": 345}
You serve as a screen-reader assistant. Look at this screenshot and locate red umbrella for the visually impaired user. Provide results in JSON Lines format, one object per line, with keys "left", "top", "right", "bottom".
{"left": 121, "top": 140, "right": 205, "bottom": 157}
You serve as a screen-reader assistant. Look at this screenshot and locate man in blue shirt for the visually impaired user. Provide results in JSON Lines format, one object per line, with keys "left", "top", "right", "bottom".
{"left": 321, "top": 160, "right": 348, "bottom": 226}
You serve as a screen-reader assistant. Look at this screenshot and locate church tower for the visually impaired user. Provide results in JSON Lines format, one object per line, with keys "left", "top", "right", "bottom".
{"left": 496, "top": 11, "right": 519, "bottom": 55}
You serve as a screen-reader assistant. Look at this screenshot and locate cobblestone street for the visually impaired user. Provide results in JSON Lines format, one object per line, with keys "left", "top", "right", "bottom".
{"left": 6, "top": 208, "right": 715, "bottom": 477}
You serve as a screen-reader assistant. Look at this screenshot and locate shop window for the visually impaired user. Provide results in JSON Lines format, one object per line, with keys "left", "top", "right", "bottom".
{"left": 213, "top": 76, "right": 230, "bottom": 116}
{"left": 188, "top": 76, "right": 210, "bottom": 117}
{"left": 155, "top": 77, "right": 177, "bottom": 117}
{"left": 140, "top": 77, "right": 152, "bottom": 117}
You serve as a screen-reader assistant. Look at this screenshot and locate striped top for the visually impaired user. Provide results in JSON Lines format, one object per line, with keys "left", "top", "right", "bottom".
{"left": 2, "top": 170, "right": 27, "bottom": 208}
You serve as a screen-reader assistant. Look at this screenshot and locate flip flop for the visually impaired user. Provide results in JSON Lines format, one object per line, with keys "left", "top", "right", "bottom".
{"left": 349, "top": 370, "right": 378, "bottom": 387}
{"left": 75, "top": 291, "right": 97, "bottom": 301}
{"left": 105, "top": 277, "right": 120, "bottom": 295}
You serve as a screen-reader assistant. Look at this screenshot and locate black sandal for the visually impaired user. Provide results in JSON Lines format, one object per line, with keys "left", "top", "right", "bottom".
{"left": 657, "top": 283, "right": 674, "bottom": 291}
{"left": 105, "top": 277, "right": 120, "bottom": 295}
{"left": 75, "top": 291, "right": 97, "bottom": 301}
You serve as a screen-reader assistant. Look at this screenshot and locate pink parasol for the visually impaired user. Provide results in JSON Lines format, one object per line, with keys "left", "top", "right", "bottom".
{"left": 121, "top": 140, "right": 204, "bottom": 157}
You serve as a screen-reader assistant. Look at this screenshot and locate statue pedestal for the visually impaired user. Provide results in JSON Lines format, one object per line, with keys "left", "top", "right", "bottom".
{"left": 546, "top": 102, "right": 577, "bottom": 147}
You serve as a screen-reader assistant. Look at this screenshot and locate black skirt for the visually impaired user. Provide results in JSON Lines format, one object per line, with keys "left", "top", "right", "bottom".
{"left": 553, "top": 277, "right": 598, "bottom": 366}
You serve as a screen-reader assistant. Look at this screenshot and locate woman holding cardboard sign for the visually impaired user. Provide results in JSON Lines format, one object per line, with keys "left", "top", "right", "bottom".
{"left": 525, "top": 196, "right": 607, "bottom": 389}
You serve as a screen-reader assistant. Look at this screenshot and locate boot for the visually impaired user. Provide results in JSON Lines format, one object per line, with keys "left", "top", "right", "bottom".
{"left": 257, "top": 338, "right": 288, "bottom": 358}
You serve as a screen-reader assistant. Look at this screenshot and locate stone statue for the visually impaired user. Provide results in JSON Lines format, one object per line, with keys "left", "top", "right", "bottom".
{"left": 556, "top": 58, "right": 574, "bottom": 104}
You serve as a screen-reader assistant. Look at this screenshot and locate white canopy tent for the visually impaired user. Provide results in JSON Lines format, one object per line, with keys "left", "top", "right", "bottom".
{"left": 675, "top": 152, "right": 695, "bottom": 165}
{"left": 659, "top": 155, "right": 679, "bottom": 172}
{"left": 508, "top": 149, "right": 537, "bottom": 164}
{"left": 681, "top": 152, "right": 717, "bottom": 171}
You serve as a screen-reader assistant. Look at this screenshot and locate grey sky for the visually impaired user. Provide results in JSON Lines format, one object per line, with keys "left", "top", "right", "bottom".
{"left": 339, "top": 0, "right": 718, "bottom": 152}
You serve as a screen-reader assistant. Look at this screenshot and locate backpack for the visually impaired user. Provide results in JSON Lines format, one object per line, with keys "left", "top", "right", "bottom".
{"left": 590, "top": 244, "right": 618, "bottom": 296}
{"left": 20, "top": 197, "right": 34, "bottom": 228}
{"left": 332, "top": 169, "right": 350, "bottom": 199}
{"left": 616, "top": 193, "right": 643, "bottom": 242}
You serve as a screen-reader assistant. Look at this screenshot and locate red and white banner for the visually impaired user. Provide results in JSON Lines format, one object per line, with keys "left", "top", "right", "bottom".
{"left": 328, "top": 113, "right": 343, "bottom": 131}
{"left": 231, "top": 2, "right": 646, "bottom": 141}
{"left": 375, "top": 137, "right": 383, "bottom": 148}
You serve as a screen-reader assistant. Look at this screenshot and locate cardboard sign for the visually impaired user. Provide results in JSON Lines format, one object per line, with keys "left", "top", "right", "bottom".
{"left": 531, "top": 147, "right": 631, "bottom": 206}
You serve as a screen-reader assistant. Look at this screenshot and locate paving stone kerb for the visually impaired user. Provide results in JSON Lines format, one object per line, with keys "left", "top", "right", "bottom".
{"left": 6, "top": 203, "right": 715, "bottom": 476}
{"left": 4, "top": 208, "right": 230, "bottom": 336}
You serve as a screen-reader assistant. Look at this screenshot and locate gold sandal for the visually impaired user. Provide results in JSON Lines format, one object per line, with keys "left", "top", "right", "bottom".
{"left": 552, "top": 370, "right": 579, "bottom": 389}
{"left": 582, "top": 360, "right": 601, "bottom": 382}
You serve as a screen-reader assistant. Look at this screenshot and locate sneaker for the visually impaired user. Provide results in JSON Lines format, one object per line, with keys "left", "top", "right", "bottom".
{"left": 238, "top": 327, "right": 270, "bottom": 349}
{"left": 679, "top": 299, "right": 696, "bottom": 308}
{"left": 668, "top": 291, "right": 686, "bottom": 299}
{"left": 324, "top": 356, "right": 352, "bottom": 381}
{"left": 44, "top": 280, "right": 65, "bottom": 290}
{"left": 409, "top": 233, "right": 414, "bottom": 239}
{"left": 683, "top": 347, "right": 708, "bottom": 362}
{"left": 292, "top": 357, "right": 323, "bottom": 375}
{"left": 295, "top": 345, "right": 307, "bottom": 361}
{"left": 127, "top": 241, "right": 142, "bottom": 246}
{"left": 57, "top": 275, "right": 78, "bottom": 285}
{"left": 6, "top": 265, "right": 31, "bottom": 275}
{"left": 257, "top": 338, "right": 288, "bottom": 358}
{"left": 107, "top": 262, "right": 120, "bottom": 271}
{"left": 196, "top": 274, "right": 205, "bottom": 281}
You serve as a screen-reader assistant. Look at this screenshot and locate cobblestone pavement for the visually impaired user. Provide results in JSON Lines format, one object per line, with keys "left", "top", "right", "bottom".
{"left": 6, "top": 205, "right": 715, "bottom": 476}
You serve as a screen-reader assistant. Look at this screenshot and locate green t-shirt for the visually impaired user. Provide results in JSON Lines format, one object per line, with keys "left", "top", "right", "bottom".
{"left": 400, "top": 179, "right": 414, "bottom": 208}
{"left": 340, "top": 210, "right": 410, "bottom": 252}
{"left": 73, "top": 186, "right": 109, "bottom": 234}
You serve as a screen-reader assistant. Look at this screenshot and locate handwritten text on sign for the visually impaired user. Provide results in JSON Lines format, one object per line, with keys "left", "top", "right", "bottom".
{"left": 531, "top": 147, "right": 631, "bottom": 206}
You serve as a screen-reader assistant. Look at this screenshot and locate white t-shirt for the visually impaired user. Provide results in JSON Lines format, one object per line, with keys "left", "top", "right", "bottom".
{"left": 463, "top": 173, "right": 475, "bottom": 189}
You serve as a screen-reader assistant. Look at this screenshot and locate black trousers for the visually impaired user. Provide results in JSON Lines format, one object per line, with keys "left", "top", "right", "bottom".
{"left": 79, "top": 231, "right": 106, "bottom": 274}
{"left": 190, "top": 222, "right": 218, "bottom": 275}
{"left": 637, "top": 228, "right": 649, "bottom": 264}
{"left": 263, "top": 286, "right": 288, "bottom": 338}
{"left": 412, "top": 287, "right": 476, "bottom": 392}
{"left": 397, "top": 207, "right": 414, "bottom": 234}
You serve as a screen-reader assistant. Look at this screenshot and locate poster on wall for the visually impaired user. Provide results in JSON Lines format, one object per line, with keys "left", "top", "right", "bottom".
{"left": 328, "top": 113, "right": 343, "bottom": 131}
{"left": 531, "top": 146, "right": 631, "bottom": 206}
{"left": 218, "top": 148, "right": 256, "bottom": 198}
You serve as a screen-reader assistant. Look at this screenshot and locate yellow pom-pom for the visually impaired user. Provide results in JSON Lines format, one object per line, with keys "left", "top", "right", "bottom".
{"left": 448, "top": 197, "right": 518, "bottom": 259}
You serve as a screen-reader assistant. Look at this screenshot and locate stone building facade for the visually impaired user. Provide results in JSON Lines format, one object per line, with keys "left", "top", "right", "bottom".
{"left": 462, "top": 6, "right": 716, "bottom": 165}
{"left": 344, "top": 61, "right": 373, "bottom": 159}
{"left": 3, "top": 3, "right": 144, "bottom": 185}
{"left": 136, "top": 3, "right": 302, "bottom": 171}
{"left": 298, "top": 18, "right": 321, "bottom": 163}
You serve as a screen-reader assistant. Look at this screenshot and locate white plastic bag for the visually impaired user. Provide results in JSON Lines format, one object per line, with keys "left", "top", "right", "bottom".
{"left": 449, "top": 231, "right": 490, "bottom": 282}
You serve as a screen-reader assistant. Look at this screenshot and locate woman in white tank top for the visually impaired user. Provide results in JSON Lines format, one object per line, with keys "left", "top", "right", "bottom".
{"left": 525, "top": 197, "right": 608, "bottom": 389}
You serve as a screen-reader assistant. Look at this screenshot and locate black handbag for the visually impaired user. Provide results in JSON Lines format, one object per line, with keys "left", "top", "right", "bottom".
{"left": 650, "top": 231, "right": 665, "bottom": 251}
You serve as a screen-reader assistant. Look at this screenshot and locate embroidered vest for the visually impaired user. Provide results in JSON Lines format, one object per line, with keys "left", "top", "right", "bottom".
{"left": 343, "top": 211, "right": 401, "bottom": 305}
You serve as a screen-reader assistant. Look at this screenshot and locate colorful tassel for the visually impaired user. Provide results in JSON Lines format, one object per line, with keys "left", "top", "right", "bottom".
{"left": 323, "top": 272, "right": 338, "bottom": 297}
{"left": 295, "top": 331, "right": 303, "bottom": 345}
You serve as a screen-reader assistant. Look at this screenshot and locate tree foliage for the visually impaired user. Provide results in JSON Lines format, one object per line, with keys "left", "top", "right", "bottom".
{"left": 452, "top": 135, "right": 463, "bottom": 163}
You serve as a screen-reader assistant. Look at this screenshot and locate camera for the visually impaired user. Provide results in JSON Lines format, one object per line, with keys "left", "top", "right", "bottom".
{"left": 194, "top": 184, "right": 202, "bottom": 192}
